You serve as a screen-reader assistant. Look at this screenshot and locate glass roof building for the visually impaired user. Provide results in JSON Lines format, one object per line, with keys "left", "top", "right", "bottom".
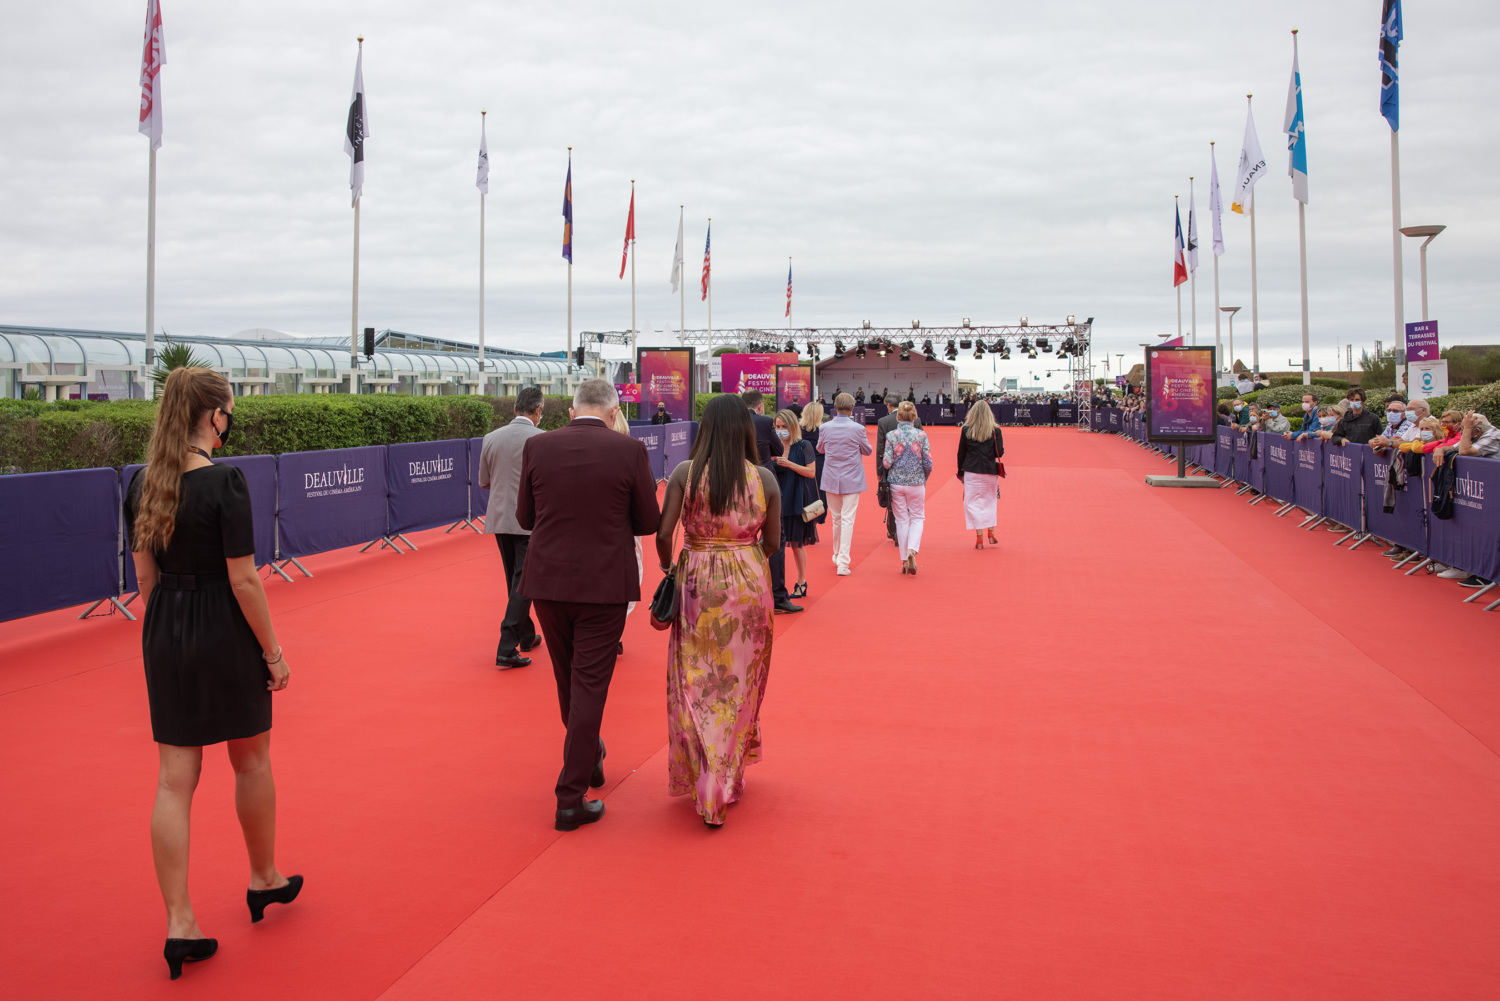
{"left": 0, "top": 325, "right": 585, "bottom": 401}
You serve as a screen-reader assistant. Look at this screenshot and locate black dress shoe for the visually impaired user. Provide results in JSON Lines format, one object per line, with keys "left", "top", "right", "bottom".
{"left": 164, "top": 937, "right": 218, "bottom": 980}
{"left": 773, "top": 600, "right": 803, "bottom": 614}
{"left": 495, "top": 653, "right": 531, "bottom": 669}
{"left": 617, "top": 641, "right": 624, "bottom": 655}
{"left": 591, "top": 739, "right": 607, "bottom": 788}
{"left": 247, "top": 874, "right": 304, "bottom": 923}
{"left": 519, "top": 637, "right": 541, "bottom": 652}
{"left": 554, "top": 799, "right": 605, "bottom": 831}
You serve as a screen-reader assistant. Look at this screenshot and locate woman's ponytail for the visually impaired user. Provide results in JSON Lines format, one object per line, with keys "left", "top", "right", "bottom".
{"left": 133, "top": 367, "right": 232, "bottom": 553}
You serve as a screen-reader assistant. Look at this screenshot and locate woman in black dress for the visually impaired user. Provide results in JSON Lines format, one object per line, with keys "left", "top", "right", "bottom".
{"left": 772, "top": 409, "right": 820, "bottom": 597}
{"left": 125, "top": 367, "right": 301, "bottom": 979}
{"left": 798, "top": 401, "right": 829, "bottom": 531}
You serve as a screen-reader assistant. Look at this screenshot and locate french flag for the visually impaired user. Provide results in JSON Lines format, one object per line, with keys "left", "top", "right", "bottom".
{"left": 1173, "top": 203, "right": 1188, "bottom": 288}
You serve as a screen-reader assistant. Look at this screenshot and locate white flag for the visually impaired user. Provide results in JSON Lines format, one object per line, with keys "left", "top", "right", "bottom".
{"left": 1209, "top": 146, "right": 1225, "bottom": 256}
{"left": 1187, "top": 185, "right": 1200, "bottom": 273}
{"left": 138, "top": 0, "right": 165, "bottom": 150}
{"left": 344, "top": 48, "right": 370, "bottom": 206}
{"left": 475, "top": 117, "right": 489, "bottom": 195}
{"left": 669, "top": 208, "right": 684, "bottom": 292}
{"left": 1231, "top": 103, "right": 1266, "bottom": 214}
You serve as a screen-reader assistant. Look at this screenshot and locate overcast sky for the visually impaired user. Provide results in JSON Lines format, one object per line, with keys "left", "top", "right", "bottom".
{"left": 3, "top": 1, "right": 1495, "bottom": 389}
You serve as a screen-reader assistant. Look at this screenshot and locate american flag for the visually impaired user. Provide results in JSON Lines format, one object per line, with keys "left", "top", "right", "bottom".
{"left": 785, "top": 260, "right": 792, "bottom": 317}
{"left": 700, "top": 224, "right": 711, "bottom": 301}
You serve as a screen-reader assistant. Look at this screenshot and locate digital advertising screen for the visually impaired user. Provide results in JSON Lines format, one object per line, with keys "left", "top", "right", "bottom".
{"left": 775, "top": 365, "right": 813, "bottom": 412}
{"left": 1146, "top": 346, "right": 1216, "bottom": 442}
{"left": 636, "top": 348, "right": 695, "bottom": 422}
{"left": 720, "top": 352, "right": 797, "bottom": 396}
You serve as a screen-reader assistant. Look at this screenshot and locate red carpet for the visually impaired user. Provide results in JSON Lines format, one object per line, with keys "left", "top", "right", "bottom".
{"left": 3, "top": 428, "right": 1499, "bottom": 999}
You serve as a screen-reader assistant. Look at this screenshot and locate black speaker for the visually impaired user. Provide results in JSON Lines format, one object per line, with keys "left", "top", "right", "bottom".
{"left": 363, "top": 327, "right": 375, "bottom": 357}
{"left": 574, "top": 345, "right": 586, "bottom": 367}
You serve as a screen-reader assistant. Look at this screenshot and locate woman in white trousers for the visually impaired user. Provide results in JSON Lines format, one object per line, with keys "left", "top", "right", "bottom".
{"left": 881, "top": 401, "right": 933, "bottom": 575}
{"left": 955, "top": 400, "right": 1004, "bottom": 549}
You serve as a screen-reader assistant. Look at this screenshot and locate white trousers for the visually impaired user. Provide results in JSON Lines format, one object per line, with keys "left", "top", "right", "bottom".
{"left": 827, "top": 492, "right": 861, "bottom": 571}
{"left": 890, "top": 484, "right": 926, "bottom": 556}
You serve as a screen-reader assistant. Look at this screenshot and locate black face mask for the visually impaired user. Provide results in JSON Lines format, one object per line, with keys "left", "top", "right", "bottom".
{"left": 216, "top": 408, "right": 235, "bottom": 447}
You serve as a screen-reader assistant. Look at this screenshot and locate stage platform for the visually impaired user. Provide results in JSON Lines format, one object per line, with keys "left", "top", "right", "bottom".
{"left": 3, "top": 427, "right": 1498, "bottom": 999}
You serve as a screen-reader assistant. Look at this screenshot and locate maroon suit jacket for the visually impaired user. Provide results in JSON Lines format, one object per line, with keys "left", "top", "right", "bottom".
{"left": 515, "top": 418, "right": 661, "bottom": 604}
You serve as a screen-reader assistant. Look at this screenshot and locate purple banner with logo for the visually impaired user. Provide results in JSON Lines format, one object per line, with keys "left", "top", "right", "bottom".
{"left": 468, "top": 437, "right": 488, "bottom": 526}
{"left": 1232, "top": 430, "right": 1249, "bottom": 483}
{"left": 661, "top": 421, "right": 693, "bottom": 478}
{"left": 629, "top": 424, "right": 665, "bottom": 481}
{"left": 1091, "top": 408, "right": 1105, "bottom": 432}
{"left": 1426, "top": 455, "right": 1500, "bottom": 580}
{"left": 850, "top": 404, "right": 879, "bottom": 425}
{"left": 1104, "top": 407, "right": 1123, "bottom": 432}
{"left": 1321, "top": 442, "right": 1363, "bottom": 528}
{"left": 1147, "top": 346, "right": 1216, "bottom": 441}
{"left": 278, "top": 446, "right": 388, "bottom": 558}
{"left": 1261, "top": 434, "right": 1295, "bottom": 504}
{"left": 1056, "top": 403, "right": 1077, "bottom": 424}
{"left": 1364, "top": 446, "right": 1426, "bottom": 555}
{"left": 1405, "top": 320, "right": 1439, "bottom": 363}
{"left": 387, "top": 439, "right": 468, "bottom": 535}
{"left": 0, "top": 468, "right": 119, "bottom": 622}
{"left": 1293, "top": 437, "right": 1322, "bottom": 513}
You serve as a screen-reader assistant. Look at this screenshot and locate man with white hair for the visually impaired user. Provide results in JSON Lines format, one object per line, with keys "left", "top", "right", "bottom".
{"left": 516, "top": 379, "right": 661, "bottom": 831}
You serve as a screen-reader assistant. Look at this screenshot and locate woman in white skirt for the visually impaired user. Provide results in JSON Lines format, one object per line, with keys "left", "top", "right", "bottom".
{"left": 955, "top": 400, "right": 1004, "bottom": 549}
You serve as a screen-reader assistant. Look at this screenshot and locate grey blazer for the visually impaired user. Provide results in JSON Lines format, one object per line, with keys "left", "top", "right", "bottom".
{"left": 478, "top": 415, "right": 544, "bottom": 535}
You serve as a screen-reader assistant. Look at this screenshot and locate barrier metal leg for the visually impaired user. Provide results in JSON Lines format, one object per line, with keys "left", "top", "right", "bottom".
{"left": 123, "top": 592, "right": 138, "bottom": 607}
{"left": 1248, "top": 491, "right": 1267, "bottom": 505}
{"left": 268, "top": 561, "right": 295, "bottom": 582}
{"left": 1299, "top": 510, "right": 1322, "bottom": 529}
{"left": 1348, "top": 532, "right": 1373, "bottom": 551}
{"left": 1404, "top": 558, "right": 1434, "bottom": 577}
{"left": 1392, "top": 550, "right": 1422, "bottom": 569}
{"left": 275, "top": 558, "right": 313, "bottom": 578}
{"left": 1234, "top": 482, "right": 1253, "bottom": 495}
{"left": 395, "top": 533, "right": 418, "bottom": 551}
{"left": 1462, "top": 581, "right": 1496, "bottom": 604}
{"left": 78, "top": 596, "right": 137, "bottom": 621}
{"left": 1333, "top": 528, "right": 1358, "bottom": 546}
{"left": 358, "top": 536, "right": 405, "bottom": 554}
{"left": 1274, "top": 502, "right": 1295, "bottom": 516}
{"left": 1484, "top": 594, "right": 1500, "bottom": 612}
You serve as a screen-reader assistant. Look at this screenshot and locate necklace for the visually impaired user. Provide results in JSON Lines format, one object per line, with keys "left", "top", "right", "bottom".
{"left": 187, "top": 446, "right": 212, "bottom": 459}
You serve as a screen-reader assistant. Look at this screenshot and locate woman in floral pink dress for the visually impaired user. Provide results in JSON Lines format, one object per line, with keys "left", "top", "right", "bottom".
{"left": 655, "top": 395, "right": 782, "bottom": 826}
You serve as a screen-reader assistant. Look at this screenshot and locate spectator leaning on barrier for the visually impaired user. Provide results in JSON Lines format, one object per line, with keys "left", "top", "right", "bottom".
{"left": 1320, "top": 389, "right": 1381, "bottom": 446}
{"left": 1424, "top": 411, "right": 1466, "bottom": 459}
{"left": 1218, "top": 401, "right": 1234, "bottom": 426}
{"left": 1258, "top": 404, "right": 1291, "bottom": 434}
{"left": 1232, "top": 399, "right": 1250, "bottom": 426}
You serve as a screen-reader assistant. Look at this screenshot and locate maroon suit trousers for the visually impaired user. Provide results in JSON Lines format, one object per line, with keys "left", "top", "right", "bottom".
{"left": 532, "top": 598, "right": 627, "bottom": 808}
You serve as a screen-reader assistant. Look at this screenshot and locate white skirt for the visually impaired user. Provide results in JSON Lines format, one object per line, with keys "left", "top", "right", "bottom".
{"left": 963, "top": 473, "right": 999, "bottom": 530}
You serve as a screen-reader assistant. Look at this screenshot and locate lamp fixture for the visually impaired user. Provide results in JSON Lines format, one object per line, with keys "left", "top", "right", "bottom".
{"left": 911, "top": 320, "right": 921, "bottom": 329}
{"left": 834, "top": 339, "right": 846, "bottom": 359}
{"left": 962, "top": 318, "right": 971, "bottom": 328}
{"left": 855, "top": 341, "right": 867, "bottom": 359}
{"left": 944, "top": 340, "right": 958, "bottom": 360}
{"left": 1019, "top": 317, "right": 1029, "bottom": 326}
{"left": 1066, "top": 315, "right": 1076, "bottom": 325}
{"left": 862, "top": 320, "right": 871, "bottom": 329}
{"left": 922, "top": 339, "right": 935, "bottom": 360}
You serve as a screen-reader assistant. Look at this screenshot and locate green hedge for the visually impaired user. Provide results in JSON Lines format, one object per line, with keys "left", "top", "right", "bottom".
{"left": 1244, "top": 385, "right": 1345, "bottom": 409}
{"left": 1, "top": 394, "right": 519, "bottom": 474}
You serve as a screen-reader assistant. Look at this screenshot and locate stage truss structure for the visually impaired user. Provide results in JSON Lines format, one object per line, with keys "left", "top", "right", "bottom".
{"left": 580, "top": 320, "right": 1096, "bottom": 430}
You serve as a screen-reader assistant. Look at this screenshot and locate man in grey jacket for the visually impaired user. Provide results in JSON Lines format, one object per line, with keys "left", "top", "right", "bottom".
{"left": 478, "top": 387, "right": 546, "bottom": 668}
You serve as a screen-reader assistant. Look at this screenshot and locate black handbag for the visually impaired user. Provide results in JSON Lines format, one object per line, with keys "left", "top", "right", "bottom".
{"left": 648, "top": 569, "right": 678, "bottom": 630}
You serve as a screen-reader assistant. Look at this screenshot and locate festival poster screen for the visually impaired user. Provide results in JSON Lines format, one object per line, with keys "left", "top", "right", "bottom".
{"left": 1147, "top": 346, "right": 1216, "bottom": 442}
{"left": 637, "top": 348, "right": 695, "bottom": 422}
{"left": 776, "top": 365, "right": 813, "bottom": 412}
{"left": 721, "top": 352, "right": 797, "bottom": 396}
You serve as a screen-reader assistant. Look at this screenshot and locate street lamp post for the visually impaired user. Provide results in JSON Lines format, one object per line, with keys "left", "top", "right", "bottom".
{"left": 1220, "top": 306, "right": 1241, "bottom": 384}
{"left": 1399, "top": 224, "right": 1445, "bottom": 322}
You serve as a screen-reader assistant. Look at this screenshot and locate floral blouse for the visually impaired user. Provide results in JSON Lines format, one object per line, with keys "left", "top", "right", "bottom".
{"left": 882, "top": 421, "right": 933, "bottom": 485}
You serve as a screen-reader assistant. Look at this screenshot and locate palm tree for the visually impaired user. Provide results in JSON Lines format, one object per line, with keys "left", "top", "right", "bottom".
{"left": 151, "top": 341, "right": 209, "bottom": 388}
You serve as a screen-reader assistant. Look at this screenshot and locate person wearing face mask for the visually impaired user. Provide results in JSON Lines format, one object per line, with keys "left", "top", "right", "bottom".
{"left": 1257, "top": 404, "right": 1291, "bottom": 434}
{"left": 1420, "top": 410, "right": 1464, "bottom": 456}
{"left": 771, "top": 409, "right": 819, "bottom": 601}
{"left": 1231, "top": 399, "right": 1251, "bottom": 427}
{"left": 1319, "top": 389, "right": 1381, "bottom": 446}
{"left": 1288, "top": 393, "right": 1319, "bottom": 440}
{"left": 1369, "top": 402, "right": 1418, "bottom": 452}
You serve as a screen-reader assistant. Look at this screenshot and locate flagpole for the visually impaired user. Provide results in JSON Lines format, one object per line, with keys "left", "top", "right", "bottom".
{"left": 478, "top": 110, "right": 486, "bottom": 396}
{"left": 787, "top": 256, "right": 792, "bottom": 331}
{"left": 678, "top": 205, "right": 685, "bottom": 345}
{"left": 1175, "top": 195, "right": 1182, "bottom": 339}
{"left": 630, "top": 179, "right": 637, "bottom": 364}
{"left": 1211, "top": 142, "right": 1222, "bottom": 379}
{"left": 145, "top": 145, "right": 157, "bottom": 397}
{"left": 1391, "top": 130, "right": 1405, "bottom": 392}
{"left": 1189, "top": 176, "right": 1197, "bottom": 346}
{"left": 706, "top": 217, "right": 712, "bottom": 361}
{"left": 566, "top": 146, "right": 573, "bottom": 365}
{"left": 1243, "top": 94, "right": 1261, "bottom": 377}
{"left": 349, "top": 36, "right": 363, "bottom": 399}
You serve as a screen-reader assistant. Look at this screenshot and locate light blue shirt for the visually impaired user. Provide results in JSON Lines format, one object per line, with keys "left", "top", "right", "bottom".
{"left": 816, "top": 414, "right": 873, "bottom": 494}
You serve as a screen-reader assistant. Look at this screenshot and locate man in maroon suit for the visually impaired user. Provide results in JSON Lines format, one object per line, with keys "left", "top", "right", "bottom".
{"left": 516, "top": 379, "right": 661, "bottom": 831}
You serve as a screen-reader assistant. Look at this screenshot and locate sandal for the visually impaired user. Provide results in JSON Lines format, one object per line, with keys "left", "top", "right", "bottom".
{"left": 974, "top": 538, "right": 984, "bottom": 550}
{"left": 987, "top": 530, "right": 998, "bottom": 546}
{"left": 791, "top": 581, "right": 807, "bottom": 598}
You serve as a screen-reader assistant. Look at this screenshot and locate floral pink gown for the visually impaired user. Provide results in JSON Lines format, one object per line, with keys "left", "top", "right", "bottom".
{"left": 668, "top": 461, "right": 775, "bottom": 824}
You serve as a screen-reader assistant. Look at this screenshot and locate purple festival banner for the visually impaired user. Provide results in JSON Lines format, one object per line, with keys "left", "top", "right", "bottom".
{"left": 1261, "top": 433, "right": 1295, "bottom": 504}
{"left": 1147, "top": 346, "right": 1215, "bottom": 441}
{"left": 1232, "top": 429, "right": 1249, "bottom": 482}
{"left": 661, "top": 421, "right": 694, "bottom": 478}
{"left": 1363, "top": 446, "right": 1426, "bottom": 555}
{"left": 0, "top": 468, "right": 120, "bottom": 622}
{"left": 1320, "top": 442, "right": 1363, "bottom": 528}
{"left": 629, "top": 425, "right": 665, "bottom": 481}
{"left": 638, "top": 348, "right": 695, "bottom": 423}
{"left": 277, "top": 446, "right": 389, "bottom": 559}
{"left": 1425, "top": 455, "right": 1500, "bottom": 581}
{"left": 1405, "top": 320, "right": 1439, "bottom": 363}
{"left": 1292, "top": 437, "right": 1322, "bottom": 514}
{"left": 386, "top": 439, "right": 468, "bottom": 535}
{"left": 468, "top": 437, "right": 488, "bottom": 527}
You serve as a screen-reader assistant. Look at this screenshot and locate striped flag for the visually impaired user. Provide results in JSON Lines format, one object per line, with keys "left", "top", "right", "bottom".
{"left": 138, "top": 0, "right": 165, "bottom": 150}
{"left": 700, "top": 224, "right": 711, "bottom": 301}
{"left": 785, "top": 260, "right": 793, "bottom": 317}
{"left": 1173, "top": 203, "right": 1188, "bottom": 287}
{"left": 344, "top": 46, "right": 370, "bottom": 206}
{"left": 1379, "top": 0, "right": 1403, "bottom": 131}
{"left": 561, "top": 154, "right": 572, "bottom": 263}
{"left": 619, "top": 187, "right": 634, "bottom": 279}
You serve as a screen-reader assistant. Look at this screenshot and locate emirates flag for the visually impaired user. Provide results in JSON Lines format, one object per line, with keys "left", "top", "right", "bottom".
{"left": 138, "top": 0, "right": 165, "bottom": 150}
{"left": 619, "top": 188, "right": 634, "bottom": 279}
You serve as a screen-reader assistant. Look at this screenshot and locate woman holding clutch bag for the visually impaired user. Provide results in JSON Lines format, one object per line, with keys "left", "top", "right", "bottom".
{"left": 656, "top": 395, "right": 780, "bottom": 827}
{"left": 772, "top": 409, "right": 819, "bottom": 598}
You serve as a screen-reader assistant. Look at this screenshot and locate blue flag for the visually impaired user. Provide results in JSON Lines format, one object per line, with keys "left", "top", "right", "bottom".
{"left": 1379, "top": 0, "right": 1403, "bottom": 132}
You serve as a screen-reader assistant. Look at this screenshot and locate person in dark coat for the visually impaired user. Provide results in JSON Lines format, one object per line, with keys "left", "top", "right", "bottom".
{"left": 516, "top": 379, "right": 662, "bottom": 832}
{"left": 650, "top": 402, "right": 673, "bottom": 424}
{"left": 741, "top": 390, "right": 798, "bottom": 613}
{"left": 1319, "top": 388, "right": 1382, "bottom": 446}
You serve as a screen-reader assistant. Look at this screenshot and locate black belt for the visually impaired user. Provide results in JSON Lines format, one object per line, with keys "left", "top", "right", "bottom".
{"left": 157, "top": 572, "right": 230, "bottom": 590}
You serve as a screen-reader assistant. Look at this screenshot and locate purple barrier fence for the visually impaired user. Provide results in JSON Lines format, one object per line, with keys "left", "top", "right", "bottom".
{"left": 1232, "top": 431, "right": 1249, "bottom": 482}
{"left": 1057, "top": 403, "right": 1077, "bottom": 424}
{"left": 277, "top": 446, "right": 388, "bottom": 559}
{"left": 468, "top": 437, "right": 488, "bottom": 526}
{"left": 661, "top": 421, "right": 693, "bottom": 478}
{"left": 1104, "top": 407, "right": 1123, "bottom": 432}
{"left": 1091, "top": 408, "right": 1105, "bottom": 432}
{"left": 1321, "top": 442, "right": 1364, "bottom": 528}
{"left": 0, "top": 468, "right": 121, "bottom": 622}
{"left": 1247, "top": 436, "right": 1266, "bottom": 492}
{"left": 1262, "top": 434, "right": 1296, "bottom": 504}
{"left": 121, "top": 456, "right": 277, "bottom": 593}
{"left": 386, "top": 439, "right": 469, "bottom": 535}
{"left": 1364, "top": 447, "right": 1426, "bottom": 555}
{"left": 629, "top": 425, "right": 665, "bottom": 480}
{"left": 1293, "top": 437, "right": 1322, "bottom": 512}
{"left": 1425, "top": 456, "right": 1500, "bottom": 581}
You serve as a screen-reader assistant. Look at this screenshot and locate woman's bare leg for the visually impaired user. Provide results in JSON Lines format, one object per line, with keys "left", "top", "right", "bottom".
{"left": 227, "top": 731, "right": 285, "bottom": 892}
{"left": 153, "top": 744, "right": 205, "bottom": 939}
{"left": 792, "top": 546, "right": 807, "bottom": 585}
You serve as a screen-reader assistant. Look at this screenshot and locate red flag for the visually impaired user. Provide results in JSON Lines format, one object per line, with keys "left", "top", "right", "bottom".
{"left": 138, "top": 0, "right": 166, "bottom": 150}
{"left": 619, "top": 187, "right": 634, "bottom": 279}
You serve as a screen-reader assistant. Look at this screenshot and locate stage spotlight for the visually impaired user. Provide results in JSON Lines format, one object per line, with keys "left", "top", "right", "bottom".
{"left": 1028, "top": 349, "right": 1038, "bottom": 359}
{"left": 900, "top": 339, "right": 915, "bottom": 351}
{"left": 1061, "top": 337, "right": 1076, "bottom": 353}
{"left": 911, "top": 320, "right": 921, "bottom": 330}
{"left": 922, "top": 339, "right": 935, "bottom": 360}
{"left": 855, "top": 341, "right": 867, "bottom": 359}
{"left": 899, "top": 346, "right": 910, "bottom": 361}
{"left": 944, "top": 340, "right": 957, "bottom": 360}
{"left": 989, "top": 340, "right": 1004, "bottom": 353}
{"left": 877, "top": 340, "right": 888, "bottom": 358}
{"left": 1000, "top": 346, "right": 1012, "bottom": 360}
{"left": 959, "top": 339, "right": 972, "bottom": 350}
{"left": 1019, "top": 316, "right": 1029, "bottom": 326}
{"left": 1018, "top": 338, "right": 1031, "bottom": 351}
{"left": 962, "top": 318, "right": 971, "bottom": 328}
{"left": 862, "top": 320, "right": 872, "bottom": 329}
{"left": 806, "top": 341, "right": 820, "bottom": 359}
{"left": 834, "top": 339, "right": 845, "bottom": 359}
{"left": 973, "top": 341, "right": 985, "bottom": 359}
{"left": 1066, "top": 315, "right": 1076, "bottom": 325}
{"left": 785, "top": 339, "right": 796, "bottom": 353}
{"left": 1038, "top": 338, "right": 1051, "bottom": 353}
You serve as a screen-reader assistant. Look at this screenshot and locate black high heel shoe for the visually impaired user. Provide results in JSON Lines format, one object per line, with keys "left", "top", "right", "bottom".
{"left": 247, "top": 874, "right": 304, "bottom": 923}
{"left": 164, "top": 937, "right": 217, "bottom": 980}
